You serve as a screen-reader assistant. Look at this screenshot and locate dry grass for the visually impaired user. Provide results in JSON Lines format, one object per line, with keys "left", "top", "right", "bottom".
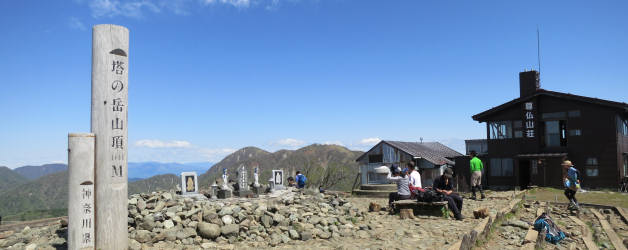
{"left": 525, "top": 187, "right": 628, "bottom": 209}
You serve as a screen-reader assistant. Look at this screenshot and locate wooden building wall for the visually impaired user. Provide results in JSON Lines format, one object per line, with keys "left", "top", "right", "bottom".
{"left": 480, "top": 95, "right": 624, "bottom": 189}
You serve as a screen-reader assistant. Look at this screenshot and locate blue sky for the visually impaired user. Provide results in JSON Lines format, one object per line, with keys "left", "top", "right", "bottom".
{"left": 1, "top": 0, "right": 627, "bottom": 168}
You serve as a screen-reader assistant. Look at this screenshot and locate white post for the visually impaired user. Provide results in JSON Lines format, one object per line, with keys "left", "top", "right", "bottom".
{"left": 91, "top": 24, "right": 129, "bottom": 250}
{"left": 68, "top": 133, "right": 95, "bottom": 250}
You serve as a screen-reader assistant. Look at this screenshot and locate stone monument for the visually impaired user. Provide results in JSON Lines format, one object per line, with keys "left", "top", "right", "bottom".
{"left": 180, "top": 172, "right": 198, "bottom": 195}
{"left": 271, "top": 169, "right": 284, "bottom": 191}
{"left": 92, "top": 24, "right": 129, "bottom": 250}
{"left": 252, "top": 166, "right": 262, "bottom": 194}
{"left": 218, "top": 168, "right": 232, "bottom": 199}
{"left": 234, "top": 165, "right": 251, "bottom": 197}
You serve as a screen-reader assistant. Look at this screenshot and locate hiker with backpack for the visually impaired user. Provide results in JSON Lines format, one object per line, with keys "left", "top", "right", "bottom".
{"left": 295, "top": 171, "right": 307, "bottom": 189}
{"left": 433, "top": 167, "right": 465, "bottom": 220}
{"left": 561, "top": 160, "right": 581, "bottom": 210}
{"left": 387, "top": 165, "right": 411, "bottom": 208}
{"left": 469, "top": 150, "right": 485, "bottom": 200}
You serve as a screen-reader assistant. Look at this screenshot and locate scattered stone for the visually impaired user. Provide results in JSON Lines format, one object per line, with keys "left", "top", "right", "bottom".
{"left": 197, "top": 222, "right": 221, "bottom": 239}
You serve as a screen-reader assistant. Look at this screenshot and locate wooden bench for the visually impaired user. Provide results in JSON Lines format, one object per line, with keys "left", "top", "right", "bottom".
{"left": 392, "top": 200, "right": 450, "bottom": 218}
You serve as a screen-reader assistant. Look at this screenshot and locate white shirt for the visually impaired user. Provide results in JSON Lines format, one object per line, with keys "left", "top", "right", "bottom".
{"left": 409, "top": 170, "right": 422, "bottom": 188}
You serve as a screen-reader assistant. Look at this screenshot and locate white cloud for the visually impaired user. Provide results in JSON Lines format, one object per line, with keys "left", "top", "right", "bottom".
{"left": 68, "top": 17, "right": 86, "bottom": 30}
{"left": 358, "top": 137, "right": 381, "bottom": 145}
{"left": 89, "top": 0, "right": 161, "bottom": 18}
{"left": 81, "top": 0, "right": 305, "bottom": 18}
{"left": 275, "top": 138, "right": 305, "bottom": 147}
{"left": 203, "top": 0, "right": 251, "bottom": 8}
{"left": 135, "top": 139, "right": 192, "bottom": 148}
{"left": 322, "top": 141, "right": 344, "bottom": 146}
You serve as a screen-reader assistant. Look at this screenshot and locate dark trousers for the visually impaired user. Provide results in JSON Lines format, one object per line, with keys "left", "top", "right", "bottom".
{"left": 564, "top": 188, "right": 577, "bottom": 204}
{"left": 443, "top": 193, "right": 463, "bottom": 218}
{"left": 389, "top": 192, "right": 411, "bottom": 207}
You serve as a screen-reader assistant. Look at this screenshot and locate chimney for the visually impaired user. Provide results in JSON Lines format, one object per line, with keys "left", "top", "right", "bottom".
{"left": 519, "top": 70, "right": 540, "bottom": 97}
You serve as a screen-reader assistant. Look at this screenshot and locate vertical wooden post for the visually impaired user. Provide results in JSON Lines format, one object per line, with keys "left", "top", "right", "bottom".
{"left": 68, "top": 133, "right": 95, "bottom": 250}
{"left": 91, "top": 24, "right": 129, "bottom": 250}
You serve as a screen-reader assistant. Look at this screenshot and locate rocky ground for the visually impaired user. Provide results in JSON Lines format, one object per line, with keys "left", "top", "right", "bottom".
{"left": 479, "top": 200, "right": 628, "bottom": 250}
{"left": 0, "top": 189, "right": 530, "bottom": 249}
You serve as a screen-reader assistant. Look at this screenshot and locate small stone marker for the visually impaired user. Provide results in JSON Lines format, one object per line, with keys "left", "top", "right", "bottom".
{"left": 180, "top": 172, "right": 198, "bottom": 195}
{"left": 234, "top": 165, "right": 251, "bottom": 197}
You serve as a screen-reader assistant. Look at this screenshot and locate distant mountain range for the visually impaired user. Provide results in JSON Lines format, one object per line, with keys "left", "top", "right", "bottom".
{"left": 3, "top": 162, "right": 213, "bottom": 181}
{"left": 13, "top": 164, "right": 68, "bottom": 180}
{"left": 0, "top": 171, "right": 181, "bottom": 218}
{"left": 0, "top": 144, "right": 362, "bottom": 220}
{"left": 128, "top": 162, "right": 213, "bottom": 179}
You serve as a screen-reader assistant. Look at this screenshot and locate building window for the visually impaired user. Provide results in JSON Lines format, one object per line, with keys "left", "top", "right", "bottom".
{"left": 541, "top": 112, "right": 566, "bottom": 119}
{"left": 368, "top": 154, "right": 383, "bottom": 163}
{"left": 531, "top": 160, "right": 538, "bottom": 175}
{"left": 513, "top": 120, "right": 523, "bottom": 138}
{"left": 624, "top": 155, "right": 627, "bottom": 177}
{"left": 489, "top": 121, "right": 512, "bottom": 139}
{"left": 624, "top": 119, "right": 628, "bottom": 136}
{"left": 585, "top": 157, "right": 599, "bottom": 177}
{"left": 544, "top": 120, "right": 567, "bottom": 147}
{"left": 568, "top": 129, "right": 582, "bottom": 136}
{"left": 490, "top": 158, "right": 514, "bottom": 176}
{"left": 567, "top": 110, "right": 581, "bottom": 118}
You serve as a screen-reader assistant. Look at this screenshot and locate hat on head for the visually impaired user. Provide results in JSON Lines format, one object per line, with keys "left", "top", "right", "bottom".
{"left": 443, "top": 167, "right": 454, "bottom": 179}
{"left": 561, "top": 160, "right": 573, "bottom": 167}
{"left": 402, "top": 168, "right": 409, "bottom": 173}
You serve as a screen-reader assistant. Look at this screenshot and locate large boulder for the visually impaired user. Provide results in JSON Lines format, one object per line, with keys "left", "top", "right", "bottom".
{"left": 197, "top": 222, "right": 221, "bottom": 239}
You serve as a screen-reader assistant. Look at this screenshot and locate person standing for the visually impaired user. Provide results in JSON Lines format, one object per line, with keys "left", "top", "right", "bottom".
{"left": 562, "top": 160, "right": 580, "bottom": 210}
{"left": 408, "top": 162, "right": 422, "bottom": 188}
{"left": 469, "top": 150, "right": 485, "bottom": 200}
{"left": 433, "top": 168, "right": 464, "bottom": 220}
{"left": 387, "top": 165, "right": 411, "bottom": 208}
{"left": 295, "top": 171, "right": 307, "bottom": 189}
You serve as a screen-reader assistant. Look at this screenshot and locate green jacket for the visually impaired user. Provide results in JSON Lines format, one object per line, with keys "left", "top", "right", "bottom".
{"left": 470, "top": 157, "right": 483, "bottom": 172}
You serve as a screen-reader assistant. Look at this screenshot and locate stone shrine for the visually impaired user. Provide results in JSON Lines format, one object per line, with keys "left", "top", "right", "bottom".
{"left": 217, "top": 168, "right": 232, "bottom": 199}
{"left": 234, "top": 165, "right": 252, "bottom": 197}
{"left": 180, "top": 172, "right": 198, "bottom": 195}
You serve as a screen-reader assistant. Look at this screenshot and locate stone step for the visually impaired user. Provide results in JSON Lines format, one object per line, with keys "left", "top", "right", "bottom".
{"left": 358, "top": 184, "right": 396, "bottom": 191}
{"left": 351, "top": 189, "right": 393, "bottom": 198}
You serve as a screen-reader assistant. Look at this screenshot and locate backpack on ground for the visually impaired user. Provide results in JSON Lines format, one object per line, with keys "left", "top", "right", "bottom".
{"left": 415, "top": 188, "right": 443, "bottom": 203}
{"left": 533, "top": 213, "right": 566, "bottom": 244}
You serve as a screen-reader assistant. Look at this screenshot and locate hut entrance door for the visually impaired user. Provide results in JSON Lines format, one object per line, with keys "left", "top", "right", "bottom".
{"left": 518, "top": 159, "right": 531, "bottom": 189}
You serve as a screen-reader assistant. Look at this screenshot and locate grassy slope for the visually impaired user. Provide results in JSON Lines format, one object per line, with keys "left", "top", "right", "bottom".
{"left": 525, "top": 187, "right": 628, "bottom": 208}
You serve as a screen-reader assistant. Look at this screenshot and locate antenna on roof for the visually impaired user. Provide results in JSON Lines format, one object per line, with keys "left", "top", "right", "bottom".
{"left": 537, "top": 25, "right": 541, "bottom": 76}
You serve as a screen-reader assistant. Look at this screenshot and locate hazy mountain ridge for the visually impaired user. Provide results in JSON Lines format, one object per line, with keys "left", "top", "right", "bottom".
{"left": 0, "top": 172, "right": 181, "bottom": 217}
{"left": 0, "top": 166, "right": 29, "bottom": 194}
{"left": 13, "top": 164, "right": 67, "bottom": 180}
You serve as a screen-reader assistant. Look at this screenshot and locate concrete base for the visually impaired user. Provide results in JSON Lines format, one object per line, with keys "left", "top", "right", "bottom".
{"left": 352, "top": 184, "right": 397, "bottom": 198}
{"left": 252, "top": 186, "right": 263, "bottom": 195}
{"left": 234, "top": 190, "right": 252, "bottom": 197}
{"left": 217, "top": 190, "right": 232, "bottom": 199}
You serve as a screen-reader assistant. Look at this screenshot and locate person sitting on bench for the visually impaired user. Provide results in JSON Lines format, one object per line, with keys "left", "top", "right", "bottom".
{"left": 433, "top": 167, "right": 464, "bottom": 220}
{"left": 387, "top": 165, "right": 411, "bottom": 208}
